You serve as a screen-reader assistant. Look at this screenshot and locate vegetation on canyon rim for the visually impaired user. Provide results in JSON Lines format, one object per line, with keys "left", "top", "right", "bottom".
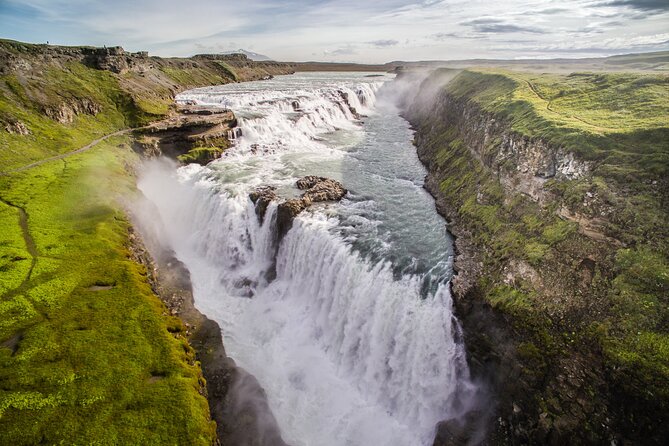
{"left": 0, "top": 139, "right": 216, "bottom": 445}
{"left": 413, "top": 68, "right": 668, "bottom": 442}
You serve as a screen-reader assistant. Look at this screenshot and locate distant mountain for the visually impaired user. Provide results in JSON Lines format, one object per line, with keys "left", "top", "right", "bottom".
{"left": 222, "top": 49, "right": 272, "bottom": 61}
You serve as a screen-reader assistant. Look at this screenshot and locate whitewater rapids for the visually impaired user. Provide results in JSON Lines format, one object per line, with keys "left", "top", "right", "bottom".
{"left": 137, "top": 73, "right": 476, "bottom": 446}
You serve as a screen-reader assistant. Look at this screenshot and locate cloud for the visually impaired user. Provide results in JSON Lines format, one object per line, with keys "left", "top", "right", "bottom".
{"left": 1, "top": 0, "right": 668, "bottom": 62}
{"left": 536, "top": 7, "right": 570, "bottom": 14}
{"left": 594, "top": 0, "right": 669, "bottom": 12}
{"left": 368, "top": 39, "right": 399, "bottom": 47}
{"left": 493, "top": 32, "right": 669, "bottom": 56}
{"left": 476, "top": 24, "right": 545, "bottom": 34}
{"left": 323, "top": 45, "right": 358, "bottom": 56}
{"left": 432, "top": 32, "right": 458, "bottom": 41}
{"left": 461, "top": 18, "right": 501, "bottom": 25}
{"left": 460, "top": 18, "right": 546, "bottom": 34}
{"left": 576, "top": 20, "right": 625, "bottom": 34}
{"left": 603, "top": 32, "right": 669, "bottom": 46}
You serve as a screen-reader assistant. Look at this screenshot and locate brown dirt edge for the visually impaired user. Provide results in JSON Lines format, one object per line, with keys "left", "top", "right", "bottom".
{"left": 126, "top": 224, "right": 289, "bottom": 446}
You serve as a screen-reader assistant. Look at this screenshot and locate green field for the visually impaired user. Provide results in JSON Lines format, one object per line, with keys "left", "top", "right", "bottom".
{"left": 446, "top": 69, "right": 669, "bottom": 179}
{"left": 0, "top": 57, "right": 218, "bottom": 444}
{"left": 0, "top": 139, "right": 215, "bottom": 445}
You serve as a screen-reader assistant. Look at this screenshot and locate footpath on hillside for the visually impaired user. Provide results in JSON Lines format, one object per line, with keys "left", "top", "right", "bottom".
{"left": 1, "top": 129, "right": 132, "bottom": 175}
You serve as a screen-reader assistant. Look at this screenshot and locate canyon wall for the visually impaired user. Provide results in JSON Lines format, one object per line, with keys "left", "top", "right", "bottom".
{"left": 401, "top": 69, "right": 669, "bottom": 445}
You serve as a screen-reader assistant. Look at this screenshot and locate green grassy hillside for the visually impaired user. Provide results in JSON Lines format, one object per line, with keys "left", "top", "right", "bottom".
{"left": 0, "top": 138, "right": 216, "bottom": 445}
{"left": 448, "top": 70, "right": 669, "bottom": 177}
{"left": 1, "top": 65, "right": 149, "bottom": 171}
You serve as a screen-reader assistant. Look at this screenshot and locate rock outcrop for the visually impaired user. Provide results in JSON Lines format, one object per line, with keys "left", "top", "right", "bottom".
{"left": 297, "top": 175, "right": 348, "bottom": 201}
{"left": 43, "top": 98, "right": 102, "bottom": 124}
{"left": 0, "top": 40, "right": 295, "bottom": 135}
{"left": 4, "top": 120, "right": 30, "bottom": 135}
{"left": 249, "top": 176, "right": 347, "bottom": 237}
{"left": 133, "top": 108, "right": 238, "bottom": 164}
{"left": 90, "top": 46, "right": 147, "bottom": 74}
{"left": 409, "top": 91, "right": 591, "bottom": 206}
{"left": 248, "top": 186, "right": 278, "bottom": 224}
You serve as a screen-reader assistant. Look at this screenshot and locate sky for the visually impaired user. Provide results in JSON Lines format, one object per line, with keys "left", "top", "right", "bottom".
{"left": 1, "top": 0, "right": 668, "bottom": 62}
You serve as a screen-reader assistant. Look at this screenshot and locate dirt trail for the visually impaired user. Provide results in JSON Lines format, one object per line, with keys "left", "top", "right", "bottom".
{"left": 1, "top": 128, "right": 132, "bottom": 175}
{"left": 524, "top": 80, "right": 615, "bottom": 133}
{"left": 0, "top": 197, "right": 39, "bottom": 292}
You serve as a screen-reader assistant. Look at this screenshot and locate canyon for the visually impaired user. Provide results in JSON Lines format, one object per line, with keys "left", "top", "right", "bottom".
{"left": 1, "top": 40, "right": 667, "bottom": 445}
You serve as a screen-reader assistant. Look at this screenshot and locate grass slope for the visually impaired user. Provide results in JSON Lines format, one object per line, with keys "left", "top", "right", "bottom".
{"left": 0, "top": 139, "right": 215, "bottom": 445}
{"left": 447, "top": 69, "right": 669, "bottom": 179}
{"left": 0, "top": 62, "right": 169, "bottom": 172}
{"left": 0, "top": 57, "right": 219, "bottom": 443}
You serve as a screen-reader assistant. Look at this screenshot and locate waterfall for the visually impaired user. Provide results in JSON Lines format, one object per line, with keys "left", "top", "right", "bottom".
{"left": 177, "top": 82, "right": 379, "bottom": 155}
{"left": 139, "top": 74, "right": 476, "bottom": 446}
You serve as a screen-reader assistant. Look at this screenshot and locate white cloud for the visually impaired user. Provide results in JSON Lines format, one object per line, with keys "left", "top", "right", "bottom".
{"left": 2, "top": 0, "right": 668, "bottom": 62}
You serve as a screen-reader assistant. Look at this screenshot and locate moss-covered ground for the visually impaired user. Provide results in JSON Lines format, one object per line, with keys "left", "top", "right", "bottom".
{"left": 0, "top": 139, "right": 215, "bottom": 444}
{"left": 1, "top": 57, "right": 218, "bottom": 443}
{"left": 177, "top": 146, "right": 226, "bottom": 165}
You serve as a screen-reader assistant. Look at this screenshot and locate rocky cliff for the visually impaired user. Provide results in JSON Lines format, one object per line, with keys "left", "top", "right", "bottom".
{"left": 401, "top": 69, "right": 669, "bottom": 445}
{"left": 0, "top": 39, "right": 294, "bottom": 140}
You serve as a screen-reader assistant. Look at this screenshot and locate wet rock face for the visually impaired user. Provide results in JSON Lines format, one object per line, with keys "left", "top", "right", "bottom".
{"left": 249, "top": 176, "right": 347, "bottom": 237}
{"left": 133, "top": 109, "right": 237, "bottom": 164}
{"left": 295, "top": 175, "right": 324, "bottom": 189}
{"left": 338, "top": 90, "right": 360, "bottom": 119}
{"left": 128, "top": 223, "right": 286, "bottom": 446}
{"left": 219, "top": 368, "right": 289, "bottom": 446}
{"left": 276, "top": 199, "right": 309, "bottom": 238}
{"left": 249, "top": 186, "right": 278, "bottom": 224}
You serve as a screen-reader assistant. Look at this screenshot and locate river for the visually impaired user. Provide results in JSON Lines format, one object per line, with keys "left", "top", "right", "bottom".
{"left": 136, "top": 72, "right": 475, "bottom": 446}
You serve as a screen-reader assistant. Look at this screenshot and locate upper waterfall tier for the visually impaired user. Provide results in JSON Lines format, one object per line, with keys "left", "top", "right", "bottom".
{"left": 177, "top": 74, "right": 380, "bottom": 156}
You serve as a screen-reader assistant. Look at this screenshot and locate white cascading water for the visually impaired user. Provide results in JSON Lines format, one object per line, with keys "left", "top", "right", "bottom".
{"left": 137, "top": 73, "right": 476, "bottom": 446}
{"left": 177, "top": 82, "right": 377, "bottom": 156}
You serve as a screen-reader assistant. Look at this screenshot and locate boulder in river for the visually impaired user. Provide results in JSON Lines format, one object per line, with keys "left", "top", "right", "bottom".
{"left": 249, "top": 176, "right": 348, "bottom": 237}
{"left": 301, "top": 177, "right": 347, "bottom": 203}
